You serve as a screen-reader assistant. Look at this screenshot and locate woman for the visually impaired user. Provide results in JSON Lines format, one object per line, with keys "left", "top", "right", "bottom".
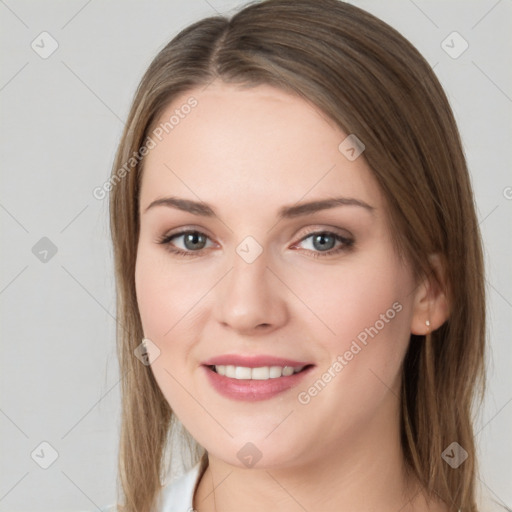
{"left": 107, "top": 0, "right": 489, "bottom": 510}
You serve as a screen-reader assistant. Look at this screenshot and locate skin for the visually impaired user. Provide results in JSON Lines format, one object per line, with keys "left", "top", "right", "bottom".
{"left": 135, "top": 81, "right": 449, "bottom": 511}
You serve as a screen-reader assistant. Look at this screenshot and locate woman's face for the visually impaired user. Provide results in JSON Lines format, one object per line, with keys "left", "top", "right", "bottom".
{"left": 135, "top": 82, "right": 423, "bottom": 469}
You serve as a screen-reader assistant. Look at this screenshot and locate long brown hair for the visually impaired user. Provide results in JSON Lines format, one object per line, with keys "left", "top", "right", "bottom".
{"left": 108, "top": 1, "right": 486, "bottom": 510}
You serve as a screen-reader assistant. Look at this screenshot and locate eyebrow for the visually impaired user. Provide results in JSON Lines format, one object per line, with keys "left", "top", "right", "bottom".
{"left": 143, "top": 195, "right": 374, "bottom": 218}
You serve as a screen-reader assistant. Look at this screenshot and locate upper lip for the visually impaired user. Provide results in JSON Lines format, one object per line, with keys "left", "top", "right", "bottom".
{"left": 202, "top": 354, "right": 313, "bottom": 368}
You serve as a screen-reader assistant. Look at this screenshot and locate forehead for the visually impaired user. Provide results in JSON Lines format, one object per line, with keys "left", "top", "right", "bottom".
{"left": 139, "top": 82, "right": 383, "bottom": 214}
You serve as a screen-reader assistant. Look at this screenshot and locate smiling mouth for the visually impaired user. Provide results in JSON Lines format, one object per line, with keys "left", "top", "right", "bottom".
{"left": 207, "top": 364, "right": 313, "bottom": 380}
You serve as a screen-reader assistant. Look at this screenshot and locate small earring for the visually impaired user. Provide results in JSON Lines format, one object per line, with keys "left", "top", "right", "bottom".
{"left": 425, "top": 320, "right": 431, "bottom": 334}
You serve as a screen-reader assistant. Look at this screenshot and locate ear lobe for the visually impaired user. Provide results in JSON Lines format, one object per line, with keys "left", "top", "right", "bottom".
{"left": 410, "top": 253, "right": 451, "bottom": 335}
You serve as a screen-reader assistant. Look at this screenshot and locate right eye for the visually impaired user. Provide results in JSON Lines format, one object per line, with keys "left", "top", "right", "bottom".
{"left": 156, "top": 230, "right": 215, "bottom": 257}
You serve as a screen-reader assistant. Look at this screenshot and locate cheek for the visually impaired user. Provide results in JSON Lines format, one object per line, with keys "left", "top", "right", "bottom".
{"left": 135, "top": 245, "right": 207, "bottom": 341}
{"left": 135, "top": 252, "right": 170, "bottom": 338}
{"left": 288, "top": 254, "right": 412, "bottom": 347}
{"left": 289, "top": 255, "right": 415, "bottom": 422}
{"left": 134, "top": 247, "right": 219, "bottom": 436}
{"left": 285, "top": 251, "right": 415, "bottom": 407}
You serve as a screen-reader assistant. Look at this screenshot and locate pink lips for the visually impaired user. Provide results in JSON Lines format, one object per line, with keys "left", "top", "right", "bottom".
{"left": 201, "top": 354, "right": 314, "bottom": 401}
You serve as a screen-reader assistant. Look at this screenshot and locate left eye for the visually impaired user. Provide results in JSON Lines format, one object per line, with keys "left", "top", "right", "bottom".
{"left": 294, "top": 231, "right": 353, "bottom": 255}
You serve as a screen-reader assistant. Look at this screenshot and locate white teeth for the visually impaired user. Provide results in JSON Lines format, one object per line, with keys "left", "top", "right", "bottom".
{"left": 281, "top": 366, "right": 294, "bottom": 377}
{"left": 216, "top": 365, "right": 227, "bottom": 376}
{"left": 235, "top": 366, "right": 252, "bottom": 379}
{"left": 269, "top": 366, "right": 282, "bottom": 378}
{"left": 213, "top": 365, "right": 305, "bottom": 380}
{"left": 251, "top": 367, "right": 270, "bottom": 380}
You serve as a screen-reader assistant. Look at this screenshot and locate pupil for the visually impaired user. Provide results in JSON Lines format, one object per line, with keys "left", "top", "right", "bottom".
{"left": 185, "top": 232, "right": 206, "bottom": 250}
{"left": 313, "top": 233, "right": 335, "bottom": 251}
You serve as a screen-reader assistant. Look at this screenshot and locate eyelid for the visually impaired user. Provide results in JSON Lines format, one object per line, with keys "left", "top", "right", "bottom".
{"left": 294, "top": 224, "right": 353, "bottom": 239}
{"left": 290, "top": 224, "right": 354, "bottom": 249}
{"left": 158, "top": 225, "right": 216, "bottom": 241}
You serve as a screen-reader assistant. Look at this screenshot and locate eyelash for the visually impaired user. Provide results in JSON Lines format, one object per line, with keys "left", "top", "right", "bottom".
{"left": 156, "top": 229, "right": 354, "bottom": 259}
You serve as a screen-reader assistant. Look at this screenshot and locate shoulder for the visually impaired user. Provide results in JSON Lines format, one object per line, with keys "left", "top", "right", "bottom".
{"left": 95, "top": 463, "right": 203, "bottom": 512}
{"left": 157, "top": 462, "right": 203, "bottom": 512}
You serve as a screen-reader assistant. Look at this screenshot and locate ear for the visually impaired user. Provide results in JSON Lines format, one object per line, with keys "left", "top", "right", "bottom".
{"left": 410, "top": 254, "right": 451, "bottom": 335}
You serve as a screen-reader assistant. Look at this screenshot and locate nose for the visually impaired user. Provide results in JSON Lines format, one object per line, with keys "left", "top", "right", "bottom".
{"left": 214, "top": 249, "right": 289, "bottom": 335}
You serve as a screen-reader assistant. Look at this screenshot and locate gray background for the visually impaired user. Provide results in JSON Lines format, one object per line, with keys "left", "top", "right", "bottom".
{"left": 0, "top": 0, "right": 510, "bottom": 510}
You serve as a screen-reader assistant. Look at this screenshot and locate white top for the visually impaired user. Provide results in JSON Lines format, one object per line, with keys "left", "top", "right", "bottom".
{"left": 99, "top": 462, "right": 203, "bottom": 512}
{"left": 157, "top": 462, "right": 203, "bottom": 512}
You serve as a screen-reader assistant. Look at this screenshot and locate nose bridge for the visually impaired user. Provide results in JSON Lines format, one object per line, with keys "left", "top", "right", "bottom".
{"left": 214, "top": 244, "right": 288, "bottom": 333}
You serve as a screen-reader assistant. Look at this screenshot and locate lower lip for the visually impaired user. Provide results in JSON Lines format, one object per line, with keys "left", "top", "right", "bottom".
{"left": 202, "top": 365, "right": 314, "bottom": 401}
